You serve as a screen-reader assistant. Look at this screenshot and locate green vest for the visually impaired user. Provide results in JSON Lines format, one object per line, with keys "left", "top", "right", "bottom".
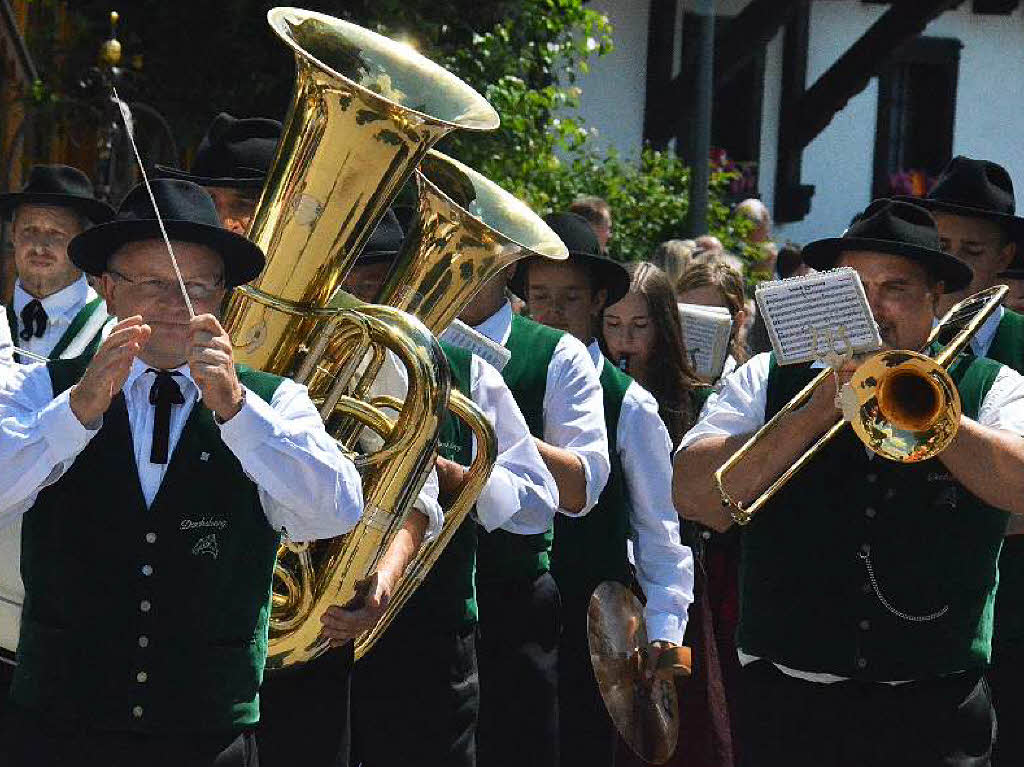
{"left": 7, "top": 296, "right": 109, "bottom": 363}
{"left": 985, "top": 309, "right": 1024, "bottom": 648}
{"left": 737, "top": 353, "right": 1008, "bottom": 680}
{"left": 550, "top": 357, "right": 631, "bottom": 609}
{"left": 476, "top": 314, "right": 562, "bottom": 583}
{"left": 394, "top": 342, "right": 478, "bottom": 631}
{"left": 13, "top": 360, "right": 284, "bottom": 732}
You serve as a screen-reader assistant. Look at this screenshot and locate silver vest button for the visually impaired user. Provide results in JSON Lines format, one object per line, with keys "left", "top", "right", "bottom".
{"left": 137, "top": 671, "right": 148, "bottom": 683}
{"left": 138, "top": 635, "right": 149, "bottom": 648}
{"left": 132, "top": 705, "right": 144, "bottom": 718}
{"left": 145, "top": 532, "right": 157, "bottom": 544}
{"left": 141, "top": 565, "right": 153, "bottom": 577}
{"left": 140, "top": 600, "right": 151, "bottom": 613}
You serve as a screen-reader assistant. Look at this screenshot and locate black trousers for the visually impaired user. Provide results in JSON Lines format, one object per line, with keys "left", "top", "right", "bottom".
{"left": 740, "top": 660, "right": 995, "bottom": 767}
{"left": 476, "top": 571, "right": 561, "bottom": 767}
{"left": 557, "top": 587, "right": 616, "bottom": 767}
{"left": 256, "top": 643, "right": 354, "bottom": 767}
{"left": 0, "top": 653, "right": 14, "bottom": 722}
{"left": 0, "top": 703, "right": 257, "bottom": 767}
{"left": 350, "top": 620, "right": 479, "bottom": 767}
{"left": 989, "top": 639, "right": 1024, "bottom": 766}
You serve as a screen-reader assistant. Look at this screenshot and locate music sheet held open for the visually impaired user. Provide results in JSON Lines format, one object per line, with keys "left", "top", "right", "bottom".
{"left": 755, "top": 267, "right": 882, "bottom": 366}
{"left": 678, "top": 303, "right": 733, "bottom": 381}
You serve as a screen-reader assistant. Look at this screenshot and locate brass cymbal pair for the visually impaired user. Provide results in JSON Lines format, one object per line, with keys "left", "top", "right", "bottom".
{"left": 588, "top": 582, "right": 692, "bottom": 764}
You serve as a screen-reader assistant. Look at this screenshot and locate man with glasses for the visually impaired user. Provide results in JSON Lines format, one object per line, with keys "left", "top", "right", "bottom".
{"left": 0, "top": 164, "right": 115, "bottom": 715}
{"left": 0, "top": 178, "right": 365, "bottom": 766}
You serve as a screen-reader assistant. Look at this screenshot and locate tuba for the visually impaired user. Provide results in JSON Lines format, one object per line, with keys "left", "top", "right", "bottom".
{"left": 715, "top": 285, "right": 1008, "bottom": 525}
{"left": 223, "top": 7, "right": 503, "bottom": 669}
{"left": 351, "top": 150, "right": 568, "bottom": 658}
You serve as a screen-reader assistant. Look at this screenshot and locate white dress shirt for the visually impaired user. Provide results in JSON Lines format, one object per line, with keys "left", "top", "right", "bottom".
{"left": 473, "top": 301, "right": 610, "bottom": 516}
{"left": 0, "top": 311, "right": 11, "bottom": 365}
{"left": 970, "top": 304, "right": 1004, "bottom": 359}
{"left": 680, "top": 351, "right": 1024, "bottom": 681}
{"left": 680, "top": 351, "right": 1024, "bottom": 452}
{"left": 585, "top": 341, "right": 693, "bottom": 644}
{"left": 363, "top": 347, "right": 556, "bottom": 536}
{"left": 12, "top": 276, "right": 102, "bottom": 359}
{"left": 0, "top": 358, "right": 364, "bottom": 536}
{"left": 0, "top": 358, "right": 365, "bottom": 653}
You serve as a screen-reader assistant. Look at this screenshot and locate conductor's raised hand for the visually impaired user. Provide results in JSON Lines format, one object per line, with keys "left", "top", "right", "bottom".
{"left": 187, "top": 314, "right": 244, "bottom": 422}
{"left": 69, "top": 316, "right": 151, "bottom": 427}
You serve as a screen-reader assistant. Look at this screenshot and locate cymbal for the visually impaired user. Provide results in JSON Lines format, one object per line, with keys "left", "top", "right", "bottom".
{"left": 588, "top": 581, "right": 691, "bottom": 765}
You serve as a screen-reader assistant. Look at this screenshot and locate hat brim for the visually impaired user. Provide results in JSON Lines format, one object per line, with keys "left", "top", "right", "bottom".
{"left": 802, "top": 236, "right": 973, "bottom": 293}
{"left": 510, "top": 251, "right": 631, "bottom": 306}
{"left": 68, "top": 219, "right": 265, "bottom": 287}
{"left": 153, "top": 164, "right": 266, "bottom": 189}
{"left": 0, "top": 192, "right": 114, "bottom": 224}
{"left": 893, "top": 195, "right": 1024, "bottom": 236}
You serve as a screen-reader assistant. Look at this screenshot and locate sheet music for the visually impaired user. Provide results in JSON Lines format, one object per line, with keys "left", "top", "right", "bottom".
{"left": 440, "top": 319, "right": 512, "bottom": 372}
{"left": 677, "top": 303, "right": 733, "bottom": 381}
{"left": 755, "top": 267, "right": 881, "bottom": 366}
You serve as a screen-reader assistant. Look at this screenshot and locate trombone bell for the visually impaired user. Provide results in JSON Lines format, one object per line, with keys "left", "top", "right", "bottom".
{"left": 847, "top": 350, "right": 961, "bottom": 463}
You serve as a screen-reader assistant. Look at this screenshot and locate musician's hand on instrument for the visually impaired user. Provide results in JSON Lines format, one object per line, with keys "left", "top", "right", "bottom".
{"left": 187, "top": 314, "right": 244, "bottom": 422}
{"left": 644, "top": 641, "right": 671, "bottom": 681}
{"left": 435, "top": 456, "right": 468, "bottom": 501}
{"left": 319, "top": 569, "right": 396, "bottom": 645}
{"left": 69, "top": 316, "right": 151, "bottom": 427}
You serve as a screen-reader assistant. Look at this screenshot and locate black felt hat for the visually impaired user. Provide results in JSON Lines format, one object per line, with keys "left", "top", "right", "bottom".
{"left": 509, "top": 211, "right": 630, "bottom": 305}
{"left": 0, "top": 164, "right": 114, "bottom": 223}
{"left": 897, "top": 156, "right": 1024, "bottom": 238}
{"left": 802, "top": 199, "right": 973, "bottom": 293}
{"left": 155, "top": 113, "right": 281, "bottom": 188}
{"left": 68, "top": 179, "right": 265, "bottom": 287}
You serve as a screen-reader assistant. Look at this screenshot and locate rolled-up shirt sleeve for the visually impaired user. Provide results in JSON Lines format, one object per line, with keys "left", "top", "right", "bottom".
{"left": 678, "top": 352, "right": 772, "bottom": 452}
{"left": 0, "top": 363, "right": 98, "bottom": 525}
{"left": 471, "top": 355, "right": 559, "bottom": 534}
{"left": 978, "top": 365, "right": 1024, "bottom": 434}
{"left": 219, "top": 378, "right": 363, "bottom": 542}
{"left": 545, "top": 335, "right": 610, "bottom": 516}
{"left": 620, "top": 383, "right": 694, "bottom": 645}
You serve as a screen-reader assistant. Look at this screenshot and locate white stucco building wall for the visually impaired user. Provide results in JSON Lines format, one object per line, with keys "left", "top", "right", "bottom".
{"left": 574, "top": 0, "right": 650, "bottom": 156}
{"left": 572, "top": 1, "right": 1024, "bottom": 245}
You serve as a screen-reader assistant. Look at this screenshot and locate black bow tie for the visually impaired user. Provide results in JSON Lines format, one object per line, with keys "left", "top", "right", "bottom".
{"left": 19, "top": 299, "right": 47, "bottom": 342}
{"left": 148, "top": 369, "right": 185, "bottom": 464}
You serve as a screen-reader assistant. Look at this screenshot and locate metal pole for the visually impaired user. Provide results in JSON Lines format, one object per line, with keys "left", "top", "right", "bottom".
{"left": 687, "top": 0, "right": 715, "bottom": 237}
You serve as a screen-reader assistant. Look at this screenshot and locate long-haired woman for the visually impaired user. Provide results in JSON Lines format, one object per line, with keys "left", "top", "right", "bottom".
{"left": 601, "top": 261, "right": 703, "bottom": 446}
{"left": 602, "top": 263, "right": 735, "bottom": 767}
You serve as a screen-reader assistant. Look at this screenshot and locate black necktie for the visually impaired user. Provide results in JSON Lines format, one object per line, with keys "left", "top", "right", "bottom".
{"left": 19, "top": 300, "right": 47, "bottom": 342}
{"left": 148, "top": 370, "right": 185, "bottom": 464}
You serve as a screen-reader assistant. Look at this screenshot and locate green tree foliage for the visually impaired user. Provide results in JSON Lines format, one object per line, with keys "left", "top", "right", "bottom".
{"left": 50, "top": 0, "right": 754, "bottom": 265}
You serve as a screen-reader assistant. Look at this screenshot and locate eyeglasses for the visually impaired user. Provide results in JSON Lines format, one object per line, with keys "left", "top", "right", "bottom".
{"left": 108, "top": 270, "right": 225, "bottom": 301}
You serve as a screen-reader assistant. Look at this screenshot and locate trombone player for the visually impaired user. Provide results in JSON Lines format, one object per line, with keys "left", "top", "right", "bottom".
{"left": 674, "top": 199, "right": 1024, "bottom": 767}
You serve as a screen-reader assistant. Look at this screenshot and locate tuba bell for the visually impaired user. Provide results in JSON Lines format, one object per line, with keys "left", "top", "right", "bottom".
{"left": 350, "top": 150, "right": 568, "bottom": 659}
{"left": 221, "top": 7, "right": 502, "bottom": 669}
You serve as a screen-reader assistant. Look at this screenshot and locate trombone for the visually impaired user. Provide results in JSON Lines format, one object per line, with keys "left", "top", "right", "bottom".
{"left": 715, "top": 284, "right": 1008, "bottom": 525}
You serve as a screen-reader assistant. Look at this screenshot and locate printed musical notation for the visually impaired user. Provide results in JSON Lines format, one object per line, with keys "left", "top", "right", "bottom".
{"left": 755, "top": 267, "right": 882, "bottom": 366}
{"left": 677, "top": 304, "right": 733, "bottom": 381}
{"left": 439, "top": 319, "right": 512, "bottom": 372}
